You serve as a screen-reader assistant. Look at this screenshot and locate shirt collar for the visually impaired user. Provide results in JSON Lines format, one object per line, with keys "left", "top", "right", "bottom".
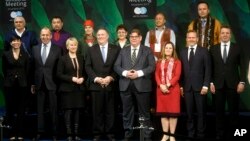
{"left": 221, "top": 41, "right": 230, "bottom": 47}
{"left": 99, "top": 43, "right": 108, "bottom": 48}
{"left": 155, "top": 26, "right": 166, "bottom": 31}
{"left": 43, "top": 41, "right": 51, "bottom": 47}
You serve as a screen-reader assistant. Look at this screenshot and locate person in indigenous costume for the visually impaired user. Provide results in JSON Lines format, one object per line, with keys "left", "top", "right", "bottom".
{"left": 51, "top": 16, "right": 71, "bottom": 55}
{"left": 188, "top": 0, "right": 221, "bottom": 49}
{"left": 78, "top": 19, "right": 97, "bottom": 58}
{"left": 155, "top": 42, "right": 181, "bottom": 141}
{"left": 145, "top": 12, "right": 176, "bottom": 61}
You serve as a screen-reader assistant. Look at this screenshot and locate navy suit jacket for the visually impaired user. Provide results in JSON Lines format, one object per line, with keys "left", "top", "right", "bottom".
{"left": 85, "top": 43, "right": 120, "bottom": 91}
{"left": 180, "top": 46, "right": 211, "bottom": 92}
{"left": 114, "top": 45, "right": 155, "bottom": 92}
{"left": 32, "top": 43, "right": 62, "bottom": 90}
{"left": 210, "top": 43, "right": 246, "bottom": 89}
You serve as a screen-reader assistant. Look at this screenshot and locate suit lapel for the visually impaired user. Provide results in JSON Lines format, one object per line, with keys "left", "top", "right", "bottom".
{"left": 38, "top": 44, "right": 44, "bottom": 65}
{"left": 105, "top": 44, "right": 112, "bottom": 64}
{"left": 95, "top": 45, "right": 104, "bottom": 63}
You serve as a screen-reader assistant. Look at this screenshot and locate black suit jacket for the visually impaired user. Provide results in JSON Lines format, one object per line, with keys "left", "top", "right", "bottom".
{"left": 2, "top": 49, "right": 30, "bottom": 87}
{"left": 57, "top": 54, "right": 86, "bottom": 92}
{"left": 180, "top": 46, "right": 211, "bottom": 91}
{"left": 32, "top": 43, "right": 62, "bottom": 90}
{"left": 114, "top": 45, "right": 155, "bottom": 92}
{"left": 210, "top": 43, "right": 246, "bottom": 89}
{"left": 85, "top": 43, "right": 120, "bottom": 91}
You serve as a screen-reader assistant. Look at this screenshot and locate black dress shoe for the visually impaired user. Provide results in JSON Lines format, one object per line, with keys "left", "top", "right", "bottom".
{"left": 52, "top": 136, "right": 57, "bottom": 141}
{"left": 32, "top": 134, "right": 40, "bottom": 141}
{"left": 123, "top": 137, "right": 130, "bottom": 141}
{"left": 93, "top": 136, "right": 100, "bottom": 141}
{"left": 67, "top": 136, "right": 73, "bottom": 141}
{"left": 75, "top": 136, "right": 81, "bottom": 141}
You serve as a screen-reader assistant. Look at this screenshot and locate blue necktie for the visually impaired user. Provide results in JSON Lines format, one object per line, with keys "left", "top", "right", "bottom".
{"left": 41, "top": 44, "right": 47, "bottom": 64}
{"left": 101, "top": 46, "right": 106, "bottom": 62}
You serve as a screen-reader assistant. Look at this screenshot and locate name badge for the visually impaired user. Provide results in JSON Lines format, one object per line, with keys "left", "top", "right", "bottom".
{"left": 154, "top": 43, "right": 161, "bottom": 52}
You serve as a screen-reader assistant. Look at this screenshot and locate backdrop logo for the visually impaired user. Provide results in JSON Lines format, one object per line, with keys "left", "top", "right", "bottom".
{"left": 125, "top": 0, "right": 156, "bottom": 19}
{"left": 1, "top": 0, "right": 31, "bottom": 23}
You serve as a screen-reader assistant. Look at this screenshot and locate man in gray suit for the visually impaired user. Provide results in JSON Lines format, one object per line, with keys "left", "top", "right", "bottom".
{"left": 114, "top": 29, "right": 155, "bottom": 141}
{"left": 31, "top": 27, "right": 62, "bottom": 141}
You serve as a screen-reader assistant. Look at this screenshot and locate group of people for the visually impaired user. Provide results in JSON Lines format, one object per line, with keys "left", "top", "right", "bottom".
{"left": 1, "top": 1, "right": 247, "bottom": 141}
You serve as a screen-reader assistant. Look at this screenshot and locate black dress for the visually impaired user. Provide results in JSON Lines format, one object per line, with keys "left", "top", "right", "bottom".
{"left": 57, "top": 54, "right": 86, "bottom": 109}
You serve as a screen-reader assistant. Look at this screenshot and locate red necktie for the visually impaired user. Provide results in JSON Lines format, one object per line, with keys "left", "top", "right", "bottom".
{"left": 54, "top": 31, "right": 60, "bottom": 41}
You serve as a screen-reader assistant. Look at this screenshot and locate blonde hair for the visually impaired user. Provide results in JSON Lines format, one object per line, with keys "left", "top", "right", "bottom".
{"left": 160, "top": 42, "right": 178, "bottom": 60}
{"left": 66, "top": 37, "right": 78, "bottom": 49}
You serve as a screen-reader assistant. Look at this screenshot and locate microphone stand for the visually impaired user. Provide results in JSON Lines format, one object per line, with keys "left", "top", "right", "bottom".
{"left": 132, "top": 115, "right": 154, "bottom": 141}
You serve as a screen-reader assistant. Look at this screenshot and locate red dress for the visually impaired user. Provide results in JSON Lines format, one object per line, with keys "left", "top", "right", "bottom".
{"left": 155, "top": 59, "right": 181, "bottom": 116}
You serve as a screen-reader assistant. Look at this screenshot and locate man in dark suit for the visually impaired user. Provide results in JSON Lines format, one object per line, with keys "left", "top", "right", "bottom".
{"left": 210, "top": 26, "right": 246, "bottom": 140}
{"left": 31, "top": 27, "right": 62, "bottom": 141}
{"left": 179, "top": 30, "right": 211, "bottom": 139}
{"left": 114, "top": 29, "right": 155, "bottom": 141}
{"left": 85, "top": 28, "right": 120, "bottom": 141}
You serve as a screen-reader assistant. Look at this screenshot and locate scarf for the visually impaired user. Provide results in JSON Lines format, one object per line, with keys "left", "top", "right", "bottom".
{"left": 161, "top": 58, "right": 174, "bottom": 85}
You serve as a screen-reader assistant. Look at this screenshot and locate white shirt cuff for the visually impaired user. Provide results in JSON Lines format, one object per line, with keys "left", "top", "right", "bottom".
{"left": 137, "top": 70, "right": 144, "bottom": 77}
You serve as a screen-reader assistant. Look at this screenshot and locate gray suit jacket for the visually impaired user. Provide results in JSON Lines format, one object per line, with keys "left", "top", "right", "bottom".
{"left": 32, "top": 43, "right": 62, "bottom": 90}
{"left": 114, "top": 45, "right": 155, "bottom": 92}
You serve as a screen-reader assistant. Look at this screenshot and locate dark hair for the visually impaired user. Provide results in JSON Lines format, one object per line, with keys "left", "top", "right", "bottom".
{"left": 160, "top": 42, "right": 178, "bottom": 60}
{"left": 52, "top": 16, "right": 63, "bottom": 22}
{"left": 116, "top": 24, "right": 128, "bottom": 32}
{"left": 97, "top": 27, "right": 109, "bottom": 35}
{"left": 130, "top": 28, "right": 141, "bottom": 36}
{"left": 155, "top": 12, "right": 167, "bottom": 20}
{"left": 10, "top": 35, "right": 21, "bottom": 42}
{"left": 197, "top": 0, "right": 209, "bottom": 8}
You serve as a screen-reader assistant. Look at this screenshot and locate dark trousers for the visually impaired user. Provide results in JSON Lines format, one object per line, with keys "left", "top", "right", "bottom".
{"left": 120, "top": 82, "right": 152, "bottom": 138}
{"left": 91, "top": 90, "right": 115, "bottom": 136}
{"left": 184, "top": 89, "right": 207, "bottom": 138}
{"left": 64, "top": 109, "right": 80, "bottom": 136}
{"left": 4, "top": 85, "right": 27, "bottom": 137}
{"left": 37, "top": 84, "right": 57, "bottom": 135}
{"left": 215, "top": 85, "right": 239, "bottom": 138}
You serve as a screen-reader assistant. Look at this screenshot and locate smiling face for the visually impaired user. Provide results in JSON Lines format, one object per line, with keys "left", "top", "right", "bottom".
{"left": 186, "top": 31, "right": 198, "bottom": 46}
{"left": 10, "top": 38, "right": 22, "bottom": 49}
{"left": 129, "top": 32, "right": 142, "bottom": 47}
{"left": 40, "top": 28, "right": 52, "bottom": 44}
{"left": 220, "top": 27, "right": 231, "bottom": 43}
{"left": 117, "top": 28, "right": 128, "bottom": 40}
{"left": 155, "top": 13, "right": 166, "bottom": 28}
{"left": 97, "top": 29, "right": 109, "bottom": 46}
{"left": 66, "top": 38, "right": 78, "bottom": 54}
{"left": 164, "top": 43, "right": 174, "bottom": 57}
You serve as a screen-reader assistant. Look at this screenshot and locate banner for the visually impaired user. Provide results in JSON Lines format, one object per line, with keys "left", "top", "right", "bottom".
{"left": 2, "top": 0, "right": 31, "bottom": 24}
{"left": 124, "top": 0, "right": 156, "bottom": 19}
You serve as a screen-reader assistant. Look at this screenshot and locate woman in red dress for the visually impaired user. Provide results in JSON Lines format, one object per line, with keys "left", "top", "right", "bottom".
{"left": 155, "top": 42, "right": 181, "bottom": 141}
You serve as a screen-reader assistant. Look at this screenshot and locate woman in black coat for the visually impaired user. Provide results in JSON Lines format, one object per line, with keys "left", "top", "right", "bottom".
{"left": 57, "top": 37, "right": 86, "bottom": 141}
{"left": 2, "top": 35, "right": 30, "bottom": 140}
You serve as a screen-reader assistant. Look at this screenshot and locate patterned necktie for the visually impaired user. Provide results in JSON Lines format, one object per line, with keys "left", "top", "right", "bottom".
{"left": 41, "top": 44, "right": 47, "bottom": 64}
{"left": 101, "top": 46, "right": 106, "bottom": 62}
{"left": 189, "top": 47, "right": 194, "bottom": 66}
{"left": 223, "top": 44, "right": 227, "bottom": 63}
{"left": 131, "top": 49, "right": 137, "bottom": 65}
